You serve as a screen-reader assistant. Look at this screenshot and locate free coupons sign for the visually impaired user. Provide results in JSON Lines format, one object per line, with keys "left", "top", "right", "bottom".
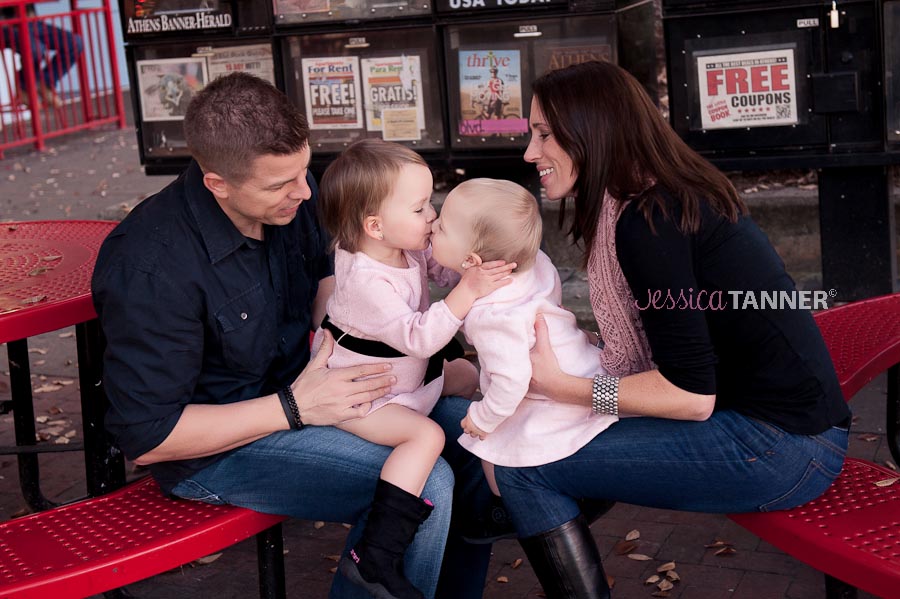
{"left": 696, "top": 47, "right": 798, "bottom": 130}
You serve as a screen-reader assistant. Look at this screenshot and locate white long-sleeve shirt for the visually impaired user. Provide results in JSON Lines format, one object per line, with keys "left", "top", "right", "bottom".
{"left": 459, "top": 251, "right": 617, "bottom": 467}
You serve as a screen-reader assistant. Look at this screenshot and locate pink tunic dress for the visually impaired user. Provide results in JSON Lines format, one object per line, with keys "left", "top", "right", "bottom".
{"left": 459, "top": 251, "right": 616, "bottom": 467}
{"left": 311, "top": 247, "right": 461, "bottom": 415}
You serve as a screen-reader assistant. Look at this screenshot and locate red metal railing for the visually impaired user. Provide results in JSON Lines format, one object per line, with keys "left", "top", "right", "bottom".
{"left": 0, "top": 0, "right": 125, "bottom": 157}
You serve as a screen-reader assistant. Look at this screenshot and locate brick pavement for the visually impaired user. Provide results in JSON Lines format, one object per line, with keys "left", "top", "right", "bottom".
{"left": 0, "top": 109, "right": 895, "bottom": 598}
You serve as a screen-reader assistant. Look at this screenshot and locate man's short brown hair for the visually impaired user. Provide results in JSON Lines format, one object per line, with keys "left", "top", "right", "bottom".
{"left": 319, "top": 139, "right": 428, "bottom": 253}
{"left": 184, "top": 72, "right": 309, "bottom": 183}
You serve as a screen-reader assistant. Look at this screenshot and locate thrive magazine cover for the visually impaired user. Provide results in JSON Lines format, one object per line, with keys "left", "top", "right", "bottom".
{"left": 458, "top": 50, "right": 527, "bottom": 136}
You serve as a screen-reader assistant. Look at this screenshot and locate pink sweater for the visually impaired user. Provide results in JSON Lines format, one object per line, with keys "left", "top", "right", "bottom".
{"left": 311, "top": 247, "right": 461, "bottom": 415}
{"left": 459, "top": 251, "right": 616, "bottom": 467}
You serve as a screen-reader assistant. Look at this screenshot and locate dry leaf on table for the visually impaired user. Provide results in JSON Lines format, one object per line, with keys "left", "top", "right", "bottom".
{"left": 625, "top": 529, "right": 640, "bottom": 541}
{"left": 613, "top": 540, "right": 637, "bottom": 555}
{"left": 627, "top": 553, "right": 652, "bottom": 561}
{"left": 645, "top": 575, "right": 660, "bottom": 585}
{"left": 715, "top": 546, "right": 737, "bottom": 556}
{"left": 194, "top": 553, "right": 222, "bottom": 565}
{"left": 496, "top": 576, "right": 508, "bottom": 584}
{"left": 874, "top": 477, "right": 899, "bottom": 487}
{"left": 656, "top": 561, "right": 676, "bottom": 572}
{"left": 511, "top": 558, "right": 522, "bottom": 569}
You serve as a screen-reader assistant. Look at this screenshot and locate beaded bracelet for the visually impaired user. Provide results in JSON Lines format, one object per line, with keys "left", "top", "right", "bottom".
{"left": 591, "top": 374, "right": 619, "bottom": 416}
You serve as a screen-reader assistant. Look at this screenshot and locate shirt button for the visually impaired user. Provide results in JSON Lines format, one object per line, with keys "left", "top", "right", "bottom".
{"left": 240, "top": 312, "right": 248, "bottom": 320}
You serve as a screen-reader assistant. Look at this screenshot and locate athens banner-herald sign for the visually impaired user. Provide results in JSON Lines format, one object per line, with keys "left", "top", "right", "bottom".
{"left": 696, "top": 47, "right": 798, "bottom": 130}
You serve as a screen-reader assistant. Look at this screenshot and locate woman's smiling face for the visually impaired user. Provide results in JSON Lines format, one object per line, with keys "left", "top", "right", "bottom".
{"left": 523, "top": 96, "right": 578, "bottom": 201}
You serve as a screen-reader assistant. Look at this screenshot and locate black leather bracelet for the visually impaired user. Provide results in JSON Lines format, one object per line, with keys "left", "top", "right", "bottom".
{"left": 278, "top": 386, "right": 303, "bottom": 430}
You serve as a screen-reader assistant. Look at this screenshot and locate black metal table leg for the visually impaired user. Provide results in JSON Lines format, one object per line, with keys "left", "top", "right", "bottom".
{"left": 76, "top": 320, "right": 125, "bottom": 497}
{"left": 887, "top": 364, "right": 899, "bottom": 467}
{"left": 7, "top": 338, "right": 56, "bottom": 512}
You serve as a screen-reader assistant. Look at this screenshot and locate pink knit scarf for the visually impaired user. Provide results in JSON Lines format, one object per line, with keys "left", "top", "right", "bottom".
{"left": 586, "top": 192, "right": 655, "bottom": 377}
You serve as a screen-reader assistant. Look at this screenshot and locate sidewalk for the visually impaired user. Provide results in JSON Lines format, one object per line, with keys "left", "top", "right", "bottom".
{"left": 0, "top": 112, "right": 895, "bottom": 598}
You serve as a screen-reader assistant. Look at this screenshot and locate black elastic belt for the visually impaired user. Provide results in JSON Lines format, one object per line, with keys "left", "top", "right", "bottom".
{"left": 321, "top": 314, "right": 465, "bottom": 385}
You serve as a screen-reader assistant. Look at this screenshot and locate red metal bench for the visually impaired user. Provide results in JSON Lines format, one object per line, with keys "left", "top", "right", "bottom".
{"left": 729, "top": 292, "right": 900, "bottom": 599}
{"left": 0, "top": 475, "right": 287, "bottom": 599}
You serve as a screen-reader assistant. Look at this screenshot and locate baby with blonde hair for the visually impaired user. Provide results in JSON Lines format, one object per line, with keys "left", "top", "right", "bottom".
{"left": 430, "top": 178, "right": 617, "bottom": 497}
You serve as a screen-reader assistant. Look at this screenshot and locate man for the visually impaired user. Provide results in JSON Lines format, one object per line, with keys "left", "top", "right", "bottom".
{"left": 92, "top": 72, "right": 492, "bottom": 598}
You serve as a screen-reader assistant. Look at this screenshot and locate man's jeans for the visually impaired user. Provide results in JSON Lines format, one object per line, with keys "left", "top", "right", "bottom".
{"left": 495, "top": 409, "right": 849, "bottom": 537}
{"left": 172, "top": 396, "right": 492, "bottom": 599}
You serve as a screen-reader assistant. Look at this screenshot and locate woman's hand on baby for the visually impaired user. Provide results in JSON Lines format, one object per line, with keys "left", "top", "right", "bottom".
{"left": 459, "top": 260, "right": 516, "bottom": 299}
{"left": 528, "top": 313, "right": 567, "bottom": 399}
{"left": 460, "top": 413, "right": 488, "bottom": 440}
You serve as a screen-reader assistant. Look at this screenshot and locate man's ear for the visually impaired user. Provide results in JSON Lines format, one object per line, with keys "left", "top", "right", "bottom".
{"left": 363, "top": 215, "right": 383, "bottom": 241}
{"left": 203, "top": 172, "right": 229, "bottom": 201}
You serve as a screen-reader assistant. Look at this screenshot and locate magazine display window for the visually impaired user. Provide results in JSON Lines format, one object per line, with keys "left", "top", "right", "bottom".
{"left": 664, "top": 0, "right": 883, "bottom": 157}
{"left": 273, "top": 0, "right": 431, "bottom": 27}
{"left": 282, "top": 29, "right": 444, "bottom": 153}
{"left": 120, "top": 0, "right": 271, "bottom": 40}
{"left": 130, "top": 41, "right": 276, "bottom": 160}
{"left": 886, "top": 1, "right": 900, "bottom": 147}
{"left": 445, "top": 14, "right": 616, "bottom": 150}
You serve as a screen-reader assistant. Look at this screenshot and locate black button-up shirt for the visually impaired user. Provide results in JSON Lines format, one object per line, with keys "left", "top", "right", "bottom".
{"left": 92, "top": 160, "right": 332, "bottom": 492}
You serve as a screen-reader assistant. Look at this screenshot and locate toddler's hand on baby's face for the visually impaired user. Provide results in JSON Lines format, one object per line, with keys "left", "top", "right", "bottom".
{"left": 459, "top": 260, "right": 516, "bottom": 299}
{"left": 461, "top": 413, "right": 488, "bottom": 440}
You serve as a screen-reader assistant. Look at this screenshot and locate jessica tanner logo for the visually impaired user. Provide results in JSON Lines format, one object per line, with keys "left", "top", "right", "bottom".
{"left": 635, "top": 289, "right": 837, "bottom": 311}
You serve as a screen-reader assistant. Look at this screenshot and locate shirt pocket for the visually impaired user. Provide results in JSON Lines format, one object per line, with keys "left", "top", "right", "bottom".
{"left": 214, "top": 284, "right": 275, "bottom": 374}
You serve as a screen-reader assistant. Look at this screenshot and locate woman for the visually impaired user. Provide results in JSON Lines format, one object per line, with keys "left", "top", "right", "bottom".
{"left": 494, "top": 61, "right": 851, "bottom": 598}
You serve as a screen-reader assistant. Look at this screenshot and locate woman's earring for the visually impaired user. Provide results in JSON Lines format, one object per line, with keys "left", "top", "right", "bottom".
{"left": 378, "top": 233, "right": 384, "bottom": 240}
{"left": 461, "top": 260, "right": 469, "bottom": 270}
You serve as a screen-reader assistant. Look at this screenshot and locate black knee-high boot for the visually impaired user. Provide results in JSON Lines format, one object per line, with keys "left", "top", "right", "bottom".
{"left": 339, "top": 479, "right": 434, "bottom": 599}
{"left": 518, "top": 514, "right": 611, "bottom": 599}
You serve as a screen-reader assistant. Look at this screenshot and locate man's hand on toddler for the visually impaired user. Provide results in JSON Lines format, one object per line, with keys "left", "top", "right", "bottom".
{"left": 461, "top": 413, "right": 489, "bottom": 440}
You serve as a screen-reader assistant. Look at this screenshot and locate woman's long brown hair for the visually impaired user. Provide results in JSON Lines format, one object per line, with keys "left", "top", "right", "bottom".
{"left": 531, "top": 61, "right": 745, "bottom": 267}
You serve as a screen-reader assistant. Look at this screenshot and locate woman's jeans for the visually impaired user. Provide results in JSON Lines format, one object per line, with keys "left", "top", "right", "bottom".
{"left": 171, "top": 396, "right": 492, "bottom": 599}
{"left": 3, "top": 20, "right": 83, "bottom": 89}
{"left": 495, "top": 409, "right": 849, "bottom": 538}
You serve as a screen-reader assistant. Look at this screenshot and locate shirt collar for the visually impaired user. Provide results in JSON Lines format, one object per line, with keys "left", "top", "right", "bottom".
{"left": 184, "top": 160, "right": 249, "bottom": 264}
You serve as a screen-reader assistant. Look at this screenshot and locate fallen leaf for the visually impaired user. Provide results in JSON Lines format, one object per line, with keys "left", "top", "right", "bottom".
{"left": 658, "top": 579, "right": 674, "bottom": 592}
{"left": 704, "top": 539, "right": 733, "bottom": 548}
{"left": 33, "top": 384, "right": 63, "bottom": 394}
{"left": 625, "top": 529, "right": 640, "bottom": 541}
{"left": 328, "top": 566, "right": 337, "bottom": 574}
{"left": 21, "top": 295, "right": 46, "bottom": 305}
{"left": 857, "top": 433, "right": 879, "bottom": 442}
{"left": 33, "top": 360, "right": 45, "bottom": 366}
{"left": 58, "top": 332, "right": 75, "bottom": 338}
{"left": 885, "top": 460, "right": 898, "bottom": 472}
{"left": 54, "top": 380, "right": 74, "bottom": 386}
{"left": 666, "top": 571, "right": 680, "bottom": 582}
{"left": 342, "top": 523, "right": 352, "bottom": 529}
{"left": 323, "top": 554, "right": 340, "bottom": 562}
{"left": 53, "top": 436, "right": 70, "bottom": 444}
{"left": 714, "top": 546, "right": 737, "bottom": 556}
{"left": 657, "top": 561, "right": 676, "bottom": 573}
{"left": 7, "top": 225, "right": 18, "bottom": 231}
{"left": 28, "top": 266, "right": 50, "bottom": 276}
{"left": 64, "top": 430, "right": 77, "bottom": 438}
{"left": 496, "top": 576, "right": 508, "bottom": 583}
{"left": 606, "top": 574, "right": 615, "bottom": 589}
{"left": 511, "top": 558, "right": 523, "bottom": 569}
{"left": 194, "top": 553, "right": 222, "bottom": 565}
{"left": 645, "top": 575, "right": 660, "bottom": 585}
{"left": 12, "top": 507, "right": 29, "bottom": 518}
{"left": 48, "top": 406, "right": 63, "bottom": 415}
{"left": 627, "top": 553, "right": 652, "bottom": 561}
{"left": 613, "top": 540, "right": 638, "bottom": 555}
{"left": 35, "top": 416, "right": 49, "bottom": 423}
{"left": 313, "top": 521, "right": 325, "bottom": 529}
{"left": 42, "top": 255, "right": 63, "bottom": 262}
{"left": 874, "top": 477, "right": 899, "bottom": 487}
{"left": 28, "top": 348, "right": 48, "bottom": 355}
